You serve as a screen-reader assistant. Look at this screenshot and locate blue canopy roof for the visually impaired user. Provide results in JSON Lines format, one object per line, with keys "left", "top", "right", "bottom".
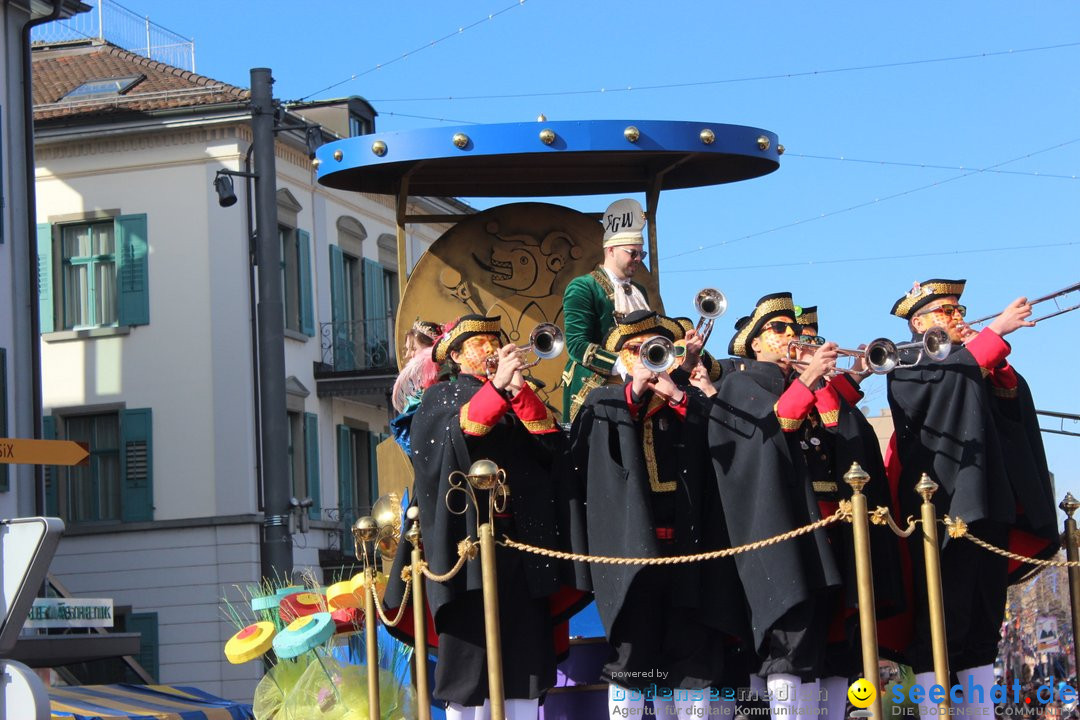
{"left": 316, "top": 119, "right": 780, "bottom": 197}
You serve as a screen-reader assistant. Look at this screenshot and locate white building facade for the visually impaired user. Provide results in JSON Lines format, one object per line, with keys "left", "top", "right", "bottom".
{"left": 32, "top": 40, "right": 464, "bottom": 698}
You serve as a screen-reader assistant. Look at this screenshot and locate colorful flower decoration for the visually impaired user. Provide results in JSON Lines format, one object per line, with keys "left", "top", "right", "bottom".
{"left": 273, "top": 613, "right": 334, "bottom": 659}
{"left": 224, "top": 621, "right": 276, "bottom": 664}
{"left": 279, "top": 591, "right": 325, "bottom": 624}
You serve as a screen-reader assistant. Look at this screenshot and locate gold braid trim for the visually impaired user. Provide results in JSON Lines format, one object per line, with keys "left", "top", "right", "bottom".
{"left": 819, "top": 409, "right": 840, "bottom": 425}
{"left": 812, "top": 481, "right": 838, "bottom": 493}
{"left": 992, "top": 385, "right": 1018, "bottom": 399}
{"left": 433, "top": 318, "right": 501, "bottom": 362}
{"left": 774, "top": 402, "right": 804, "bottom": 431}
{"left": 604, "top": 316, "right": 683, "bottom": 352}
{"left": 643, "top": 399, "right": 676, "bottom": 493}
{"left": 590, "top": 267, "right": 615, "bottom": 301}
{"left": 500, "top": 504, "right": 851, "bottom": 565}
{"left": 459, "top": 402, "right": 493, "bottom": 436}
{"left": 520, "top": 414, "right": 556, "bottom": 433}
{"left": 891, "top": 281, "right": 966, "bottom": 319}
{"left": 943, "top": 515, "right": 1080, "bottom": 568}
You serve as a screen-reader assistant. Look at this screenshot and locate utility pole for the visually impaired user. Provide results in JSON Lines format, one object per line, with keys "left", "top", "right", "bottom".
{"left": 251, "top": 68, "right": 292, "bottom": 583}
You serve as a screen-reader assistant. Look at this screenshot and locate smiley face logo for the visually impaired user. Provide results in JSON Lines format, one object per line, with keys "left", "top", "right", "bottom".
{"left": 848, "top": 678, "right": 877, "bottom": 709}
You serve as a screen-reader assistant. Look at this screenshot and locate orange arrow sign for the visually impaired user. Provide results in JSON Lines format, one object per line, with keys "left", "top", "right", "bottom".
{"left": 0, "top": 438, "right": 90, "bottom": 466}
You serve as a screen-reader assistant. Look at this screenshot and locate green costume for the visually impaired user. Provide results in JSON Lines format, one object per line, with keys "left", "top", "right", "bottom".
{"left": 561, "top": 267, "right": 650, "bottom": 422}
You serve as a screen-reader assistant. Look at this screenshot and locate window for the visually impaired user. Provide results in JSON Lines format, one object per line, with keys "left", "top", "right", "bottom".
{"left": 37, "top": 214, "right": 149, "bottom": 333}
{"left": 336, "top": 425, "right": 381, "bottom": 555}
{"left": 278, "top": 226, "right": 314, "bottom": 337}
{"left": 0, "top": 348, "right": 7, "bottom": 492}
{"left": 44, "top": 409, "right": 153, "bottom": 523}
{"left": 286, "top": 410, "right": 321, "bottom": 520}
{"left": 347, "top": 97, "right": 377, "bottom": 137}
{"left": 61, "top": 76, "right": 143, "bottom": 101}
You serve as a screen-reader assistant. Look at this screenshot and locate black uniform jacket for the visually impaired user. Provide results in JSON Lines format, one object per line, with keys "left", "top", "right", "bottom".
{"left": 887, "top": 331, "right": 1059, "bottom": 580}
{"left": 708, "top": 361, "right": 842, "bottom": 653}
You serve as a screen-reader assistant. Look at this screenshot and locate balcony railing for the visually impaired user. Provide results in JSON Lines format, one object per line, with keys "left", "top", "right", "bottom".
{"left": 320, "top": 316, "right": 397, "bottom": 372}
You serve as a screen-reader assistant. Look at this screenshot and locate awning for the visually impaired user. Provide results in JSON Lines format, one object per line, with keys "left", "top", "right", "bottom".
{"left": 49, "top": 684, "right": 253, "bottom": 720}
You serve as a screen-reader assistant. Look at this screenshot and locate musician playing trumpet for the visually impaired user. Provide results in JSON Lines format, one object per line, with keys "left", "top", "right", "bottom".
{"left": 568, "top": 310, "right": 747, "bottom": 719}
{"left": 885, "top": 279, "right": 1059, "bottom": 717}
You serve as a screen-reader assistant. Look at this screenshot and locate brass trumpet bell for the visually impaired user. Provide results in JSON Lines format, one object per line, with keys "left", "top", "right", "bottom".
{"left": 639, "top": 336, "right": 678, "bottom": 374}
{"left": 484, "top": 323, "right": 565, "bottom": 374}
{"left": 866, "top": 326, "right": 952, "bottom": 374}
{"left": 693, "top": 288, "right": 727, "bottom": 344}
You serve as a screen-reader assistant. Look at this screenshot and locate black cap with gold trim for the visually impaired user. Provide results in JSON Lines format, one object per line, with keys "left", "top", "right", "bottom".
{"left": 890, "top": 279, "right": 966, "bottom": 320}
{"left": 432, "top": 314, "right": 502, "bottom": 363}
{"left": 795, "top": 305, "right": 818, "bottom": 333}
{"left": 728, "top": 292, "right": 796, "bottom": 359}
{"left": 604, "top": 310, "right": 683, "bottom": 352}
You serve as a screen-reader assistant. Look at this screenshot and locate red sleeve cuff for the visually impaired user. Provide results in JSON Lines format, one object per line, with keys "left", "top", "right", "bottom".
{"left": 509, "top": 383, "right": 559, "bottom": 433}
{"left": 966, "top": 327, "right": 1010, "bottom": 370}
{"left": 461, "top": 381, "right": 510, "bottom": 436}
{"left": 814, "top": 385, "right": 841, "bottom": 427}
{"left": 988, "top": 362, "right": 1019, "bottom": 398}
{"left": 666, "top": 392, "right": 688, "bottom": 420}
{"left": 828, "top": 374, "right": 864, "bottom": 406}
{"left": 775, "top": 380, "right": 815, "bottom": 431}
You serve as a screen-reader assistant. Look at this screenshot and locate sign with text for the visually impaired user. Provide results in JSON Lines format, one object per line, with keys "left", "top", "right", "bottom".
{"left": 24, "top": 598, "right": 113, "bottom": 628}
{"left": 0, "top": 438, "right": 89, "bottom": 466}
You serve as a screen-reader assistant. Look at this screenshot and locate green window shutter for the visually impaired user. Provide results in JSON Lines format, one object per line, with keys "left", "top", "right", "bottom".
{"left": 36, "top": 223, "right": 54, "bottom": 333}
{"left": 304, "top": 412, "right": 320, "bottom": 520}
{"left": 0, "top": 349, "right": 7, "bottom": 492}
{"left": 126, "top": 612, "right": 158, "bottom": 681}
{"left": 120, "top": 408, "right": 153, "bottom": 522}
{"left": 362, "top": 259, "right": 388, "bottom": 367}
{"left": 42, "top": 415, "right": 58, "bottom": 515}
{"left": 367, "top": 431, "right": 381, "bottom": 507}
{"left": 329, "top": 246, "right": 353, "bottom": 370}
{"left": 337, "top": 424, "right": 354, "bottom": 556}
{"left": 297, "top": 229, "right": 315, "bottom": 337}
{"left": 116, "top": 214, "right": 149, "bottom": 327}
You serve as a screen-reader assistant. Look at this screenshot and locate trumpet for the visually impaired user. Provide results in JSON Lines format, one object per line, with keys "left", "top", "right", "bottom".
{"left": 966, "top": 281, "right": 1080, "bottom": 326}
{"left": 485, "top": 323, "right": 564, "bottom": 374}
{"left": 639, "top": 336, "right": 679, "bottom": 374}
{"left": 864, "top": 326, "right": 952, "bottom": 374}
{"left": 693, "top": 288, "right": 728, "bottom": 344}
{"left": 785, "top": 339, "right": 872, "bottom": 377}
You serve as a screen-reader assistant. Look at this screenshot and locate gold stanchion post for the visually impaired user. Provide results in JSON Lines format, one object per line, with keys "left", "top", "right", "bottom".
{"left": 445, "top": 459, "right": 508, "bottom": 720}
{"left": 353, "top": 516, "right": 381, "bottom": 720}
{"left": 916, "top": 473, "right": 950, "bottom": 713}
{"left": 1059, "top": 493, "right": 1080, "bottom": 680}
{"left": 406, "top": 506, "right": 432, "bottom": 720}
{"left": 844, "top": 462, "right": 883, "bottom": 719}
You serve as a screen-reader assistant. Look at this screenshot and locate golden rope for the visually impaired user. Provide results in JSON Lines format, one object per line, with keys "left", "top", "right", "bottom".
{"left": 370, "top": 575, "right": 412, "bottom": 628}
{"left": 500, "top": 504, "right": 851, "bottom": 565}
{"left": 943, "top": 515, "right": 1079, "bottom": 568}
{"left": 418, "top": 538, "right": 478, "bottom": 582}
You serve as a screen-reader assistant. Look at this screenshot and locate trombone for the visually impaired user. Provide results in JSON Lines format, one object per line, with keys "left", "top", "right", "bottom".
{"left": 864, "top": 327, "right": 952, "bottom": 374}
{"left": 965, "top": 281, "right": 1080, "bottom": 326}
{"left": 485, "top": 323, "right": 564, "bottom": 373}
{"left": 693, "top": 288, "right": 728, "bottom": 344}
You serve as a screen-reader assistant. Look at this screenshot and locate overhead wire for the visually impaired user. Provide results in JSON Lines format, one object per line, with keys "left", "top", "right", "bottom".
{"left": 295, "top": 0, "right": 530, "bottom": 102}
{"left": 663, "top": 241, "right": 1078, "bottom": 273}
{"left": 661, "top": 137, "right": 1080, "bottom": 261}
{"left": 790, "top": 153, "right": 1080, "bottom": 181}
{"left": 368, "top": 40, "right": 1080, "bottom": 103}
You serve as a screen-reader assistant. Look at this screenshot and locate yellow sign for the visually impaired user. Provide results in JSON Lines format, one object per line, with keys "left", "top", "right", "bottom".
{"left": 848, "top": 678, "right": 877, "bottom": 709}
{"left": 0, "top": 438, "right": 89, "bottom": 466}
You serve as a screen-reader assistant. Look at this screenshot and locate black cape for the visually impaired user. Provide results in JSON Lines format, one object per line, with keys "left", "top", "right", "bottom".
{"left": 887, "top": 336, "right": 1059, "bottom": 576}
{"left": 708, "top": 362, "right": 842, "bottom": 653}
{"left": 567, "top": 384, "right": 748, "bottom": 642}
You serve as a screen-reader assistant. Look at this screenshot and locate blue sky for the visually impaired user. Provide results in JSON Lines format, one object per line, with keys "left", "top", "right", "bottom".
{"left": 119, "top": 1, "right": 1079, "bottom": 507}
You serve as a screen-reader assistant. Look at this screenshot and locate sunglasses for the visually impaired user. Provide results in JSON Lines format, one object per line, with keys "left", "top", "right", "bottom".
{"left": 919, "top": 303, "right": 967, "bottom": 318}
{"left": 617, "top": 247, "right": 647, "bottom": 261}
{"left": 798, "top": 334, "right": 826, "bottom": 346}
{"left": 763, "top": 321, "right": 800, "bottom": 336}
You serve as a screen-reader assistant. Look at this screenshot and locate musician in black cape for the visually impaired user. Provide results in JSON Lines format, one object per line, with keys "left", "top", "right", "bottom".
{"left": 885, "top": 280, "right": 1058, "bottom": 715}
{"left": 707, "top": 293, "right": 843, "bottom": 720}
{"left": 792, "top": 305, "right": 906, "bottom": 718}
{"left": 568, "top": 310, "right": 748, "bottom": 718}
{"left": 381, "top": 314, "right": 582, "bottom": 720}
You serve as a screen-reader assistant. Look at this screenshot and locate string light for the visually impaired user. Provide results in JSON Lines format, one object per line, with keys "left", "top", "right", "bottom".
{"left": 295, "top": 0, "right": 529, "bottom": 102}
{"left": 368, "top": 41, "right": 1080, "bottom": 104}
